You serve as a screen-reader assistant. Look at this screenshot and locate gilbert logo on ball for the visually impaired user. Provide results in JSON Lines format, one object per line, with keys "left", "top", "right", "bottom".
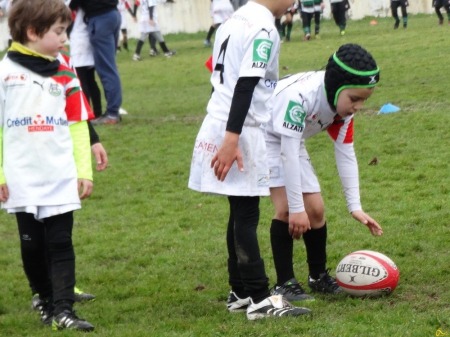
{"left": 335, "top": 250, "right": 399, "bottom": 297}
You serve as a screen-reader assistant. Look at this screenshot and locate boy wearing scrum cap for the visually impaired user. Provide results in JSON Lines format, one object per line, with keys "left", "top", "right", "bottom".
{"left": 265, "top": 44, "right": 383, "bottom": 301}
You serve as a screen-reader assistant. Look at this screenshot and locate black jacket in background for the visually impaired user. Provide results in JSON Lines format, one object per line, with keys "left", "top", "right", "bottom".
{"left": 69, "top": 0, "right": 118, "bottom": 18}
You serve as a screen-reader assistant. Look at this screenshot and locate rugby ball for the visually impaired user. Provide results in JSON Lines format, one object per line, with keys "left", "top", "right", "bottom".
{"left": 335, "top": 250, "right": 399, "bottom": 297}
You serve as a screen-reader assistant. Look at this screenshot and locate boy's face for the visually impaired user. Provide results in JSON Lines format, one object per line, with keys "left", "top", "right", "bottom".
{"left": 26, "top": 18, "right": 69, "bottom": 58}
{"left": 335, "top": 87, "right": 375, "bottom": 118}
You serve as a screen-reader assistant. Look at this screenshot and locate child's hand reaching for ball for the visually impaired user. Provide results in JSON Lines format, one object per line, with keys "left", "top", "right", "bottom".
{"left": 351, "top": 210, "right": 383, "bottom": 236}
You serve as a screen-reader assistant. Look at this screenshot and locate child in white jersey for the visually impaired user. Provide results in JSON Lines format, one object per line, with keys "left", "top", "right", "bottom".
{"left": 189, "top": 0, "right": 312, "bottom": 320}
{"left": 300, "top": 0, "right": 325, "bottom": 41}
{"left": 117, "top": 0, "right": 137, "bottom": 51}
{"left": 299, "top": 0, "right": 314, "bottom": 40}
{"left": 203, "top": 0, "right": 234, "bottom": 47}
{"left": 0, "top": 0, "right": 94, "bottom": 331}
{"left": 265, "top": 44, "right": 383, "bottom": 301}
{"left": 133, "top": 0, "right": 176, "bottom": 60}
{"left": 28, "top": 47, "right": 108, "bottom": 312}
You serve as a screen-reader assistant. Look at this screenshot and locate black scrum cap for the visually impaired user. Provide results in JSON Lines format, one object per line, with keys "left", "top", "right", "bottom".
{"left": 324, "top": 44, "right": 380, "bottom": 110}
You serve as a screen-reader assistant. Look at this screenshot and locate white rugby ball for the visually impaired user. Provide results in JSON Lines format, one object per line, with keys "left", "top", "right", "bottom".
{"left": 335, "top": 250, "right": 399, "bottom": 297}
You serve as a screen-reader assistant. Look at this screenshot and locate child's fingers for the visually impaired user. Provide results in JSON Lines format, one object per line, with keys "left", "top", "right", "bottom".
{"left": 370, "top": 223, "right": 383, "bottom": 236}
{"left": 211, "top": 155, "right": 230, "bottom": 181}
{"left": 212, "top": 159, "right": 227, "bottom": 181}
{"left": 367, "top": 219, "right": 383, "bottom": 236}
{"left": 219, "top": 164, "right": 231, "bottom": 181}
{"left": 236, "top": 152, "right": 244, "bottom": 172}
{"left": 210, "top": 154, "right": 218, "bottom": 169}
{"left": 0, "top": 185, "right": 9, "bottom": 202}
{"left": 96, "top": 151, "right": 108, "bottom": 171}
{"left": 0, "top": 185, "right": 9, "bottom": 201}
{"left": 78, "top": 180, "right": 93, "bottom": 200}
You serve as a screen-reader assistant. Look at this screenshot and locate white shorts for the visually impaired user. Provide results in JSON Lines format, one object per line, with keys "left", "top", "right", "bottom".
{"left": 120, "top": 11, "right": 127, "bottom": 30}
{"left": 188, "top": 114, "right": 270, "bottom": 196}
{"left": 211, "top": 0, "right": 234, "bottom": 24}
{"left": 139, "top": 16, "right": 160, "bottom": 33}
{"left": 266, "top": 138, "right": 321, "bottom": 192}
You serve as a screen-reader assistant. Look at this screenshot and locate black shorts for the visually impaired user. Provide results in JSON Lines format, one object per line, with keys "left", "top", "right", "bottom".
{"left": 391, "top": 0, "right": 409, "bottom": 6}
{"left": 433, "top": 0, "right": 450, "bottom": 7}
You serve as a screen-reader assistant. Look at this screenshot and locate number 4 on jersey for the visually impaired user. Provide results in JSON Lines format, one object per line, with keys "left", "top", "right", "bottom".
{"left": 214, "top": 35, "right": 230, "bottom": 84}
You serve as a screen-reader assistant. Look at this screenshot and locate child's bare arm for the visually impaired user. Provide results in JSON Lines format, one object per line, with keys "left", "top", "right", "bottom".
{"left": 210, "top": 77, "right": 260, "bottom": 181}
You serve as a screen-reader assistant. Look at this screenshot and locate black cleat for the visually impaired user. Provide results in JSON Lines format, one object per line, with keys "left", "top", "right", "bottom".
{"left": 74, "top": 287, "right": 96, "bottom": 302}
{"left": 246, "top": 295, "right": 311, "bottom": 320}
{"left": 308, "top": 269, "right": 343, "bottom": 294}
{"left": 270, "top": 278, "right": 315, "bottom": 302}
{"left": 31, "top": 295, "right": 54, "bottom": 326}
{"left": 52, "top": 310, "right": 94, "bottom": 332}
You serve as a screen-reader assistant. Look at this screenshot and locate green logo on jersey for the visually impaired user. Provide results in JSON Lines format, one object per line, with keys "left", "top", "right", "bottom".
{"left": 48, "top": 83, "right": 61, "bottom": 96}
{"left": 253, "top": 39, "right": 273, "bottom": 63}
{"left": 283, "top": 101, "right": 306, "bottom": 132}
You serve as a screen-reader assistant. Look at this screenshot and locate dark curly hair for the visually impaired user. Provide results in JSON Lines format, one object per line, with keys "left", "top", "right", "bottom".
{"left": 325, "top": 44, "right": 380, "bottom": 110}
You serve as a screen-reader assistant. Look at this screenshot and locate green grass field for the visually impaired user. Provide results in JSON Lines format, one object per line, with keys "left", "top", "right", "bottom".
{"left": 1, "top": 13, "right": 450, "bottom": 336}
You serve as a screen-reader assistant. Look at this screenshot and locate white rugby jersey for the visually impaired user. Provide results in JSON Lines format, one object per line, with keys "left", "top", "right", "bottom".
{"left": 137, "top": 0, "right": 160, "bottom": 33}
{"left": 300, "top": 0, "right": 314, "bottom": 13}
{"left": 0, "top": 57, "right": 92, "bottom": 209}
{"left": 207, "top": 1, "right": 280, "bottom": 126}
{"left": 117, "top": 0, "right": 133, "bottom": 12}
{"left": 211, "top": 0, "right": 235, "bottom": 12}
{"left": 211, "top": 0, "right": 234, "bottom": 25}
{"left": 69, "top": 8, "right": 95, "bottom": 68}
{"left": 118, "top": 0, "right": 134, "bottom": 30}
{"left": 265, "top": 71, "right": 361, "bottom": 213}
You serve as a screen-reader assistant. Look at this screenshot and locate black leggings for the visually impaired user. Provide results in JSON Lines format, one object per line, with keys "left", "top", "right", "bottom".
{"left": 314, "top": 11, "right": 321, "bottom": 33}
{"left": 434, "top": 0, "right": 450, "bottom": 20}
{"left": 331, "top": 1, "right": 347, "bottom": 28}
{"left": 76, "top": 66, "right": 103, "bottom": 118}
{"left": 17, "top": 212, "right": 75, "bottom": 312}
{"left": 226, "top": 196, "right": 269, "bottom": 301}
{"left": 391, "top": 1, "right": 408, "bottom": 21}
{"left": 301, "top": 11, "right": 314, "bottom": 32}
